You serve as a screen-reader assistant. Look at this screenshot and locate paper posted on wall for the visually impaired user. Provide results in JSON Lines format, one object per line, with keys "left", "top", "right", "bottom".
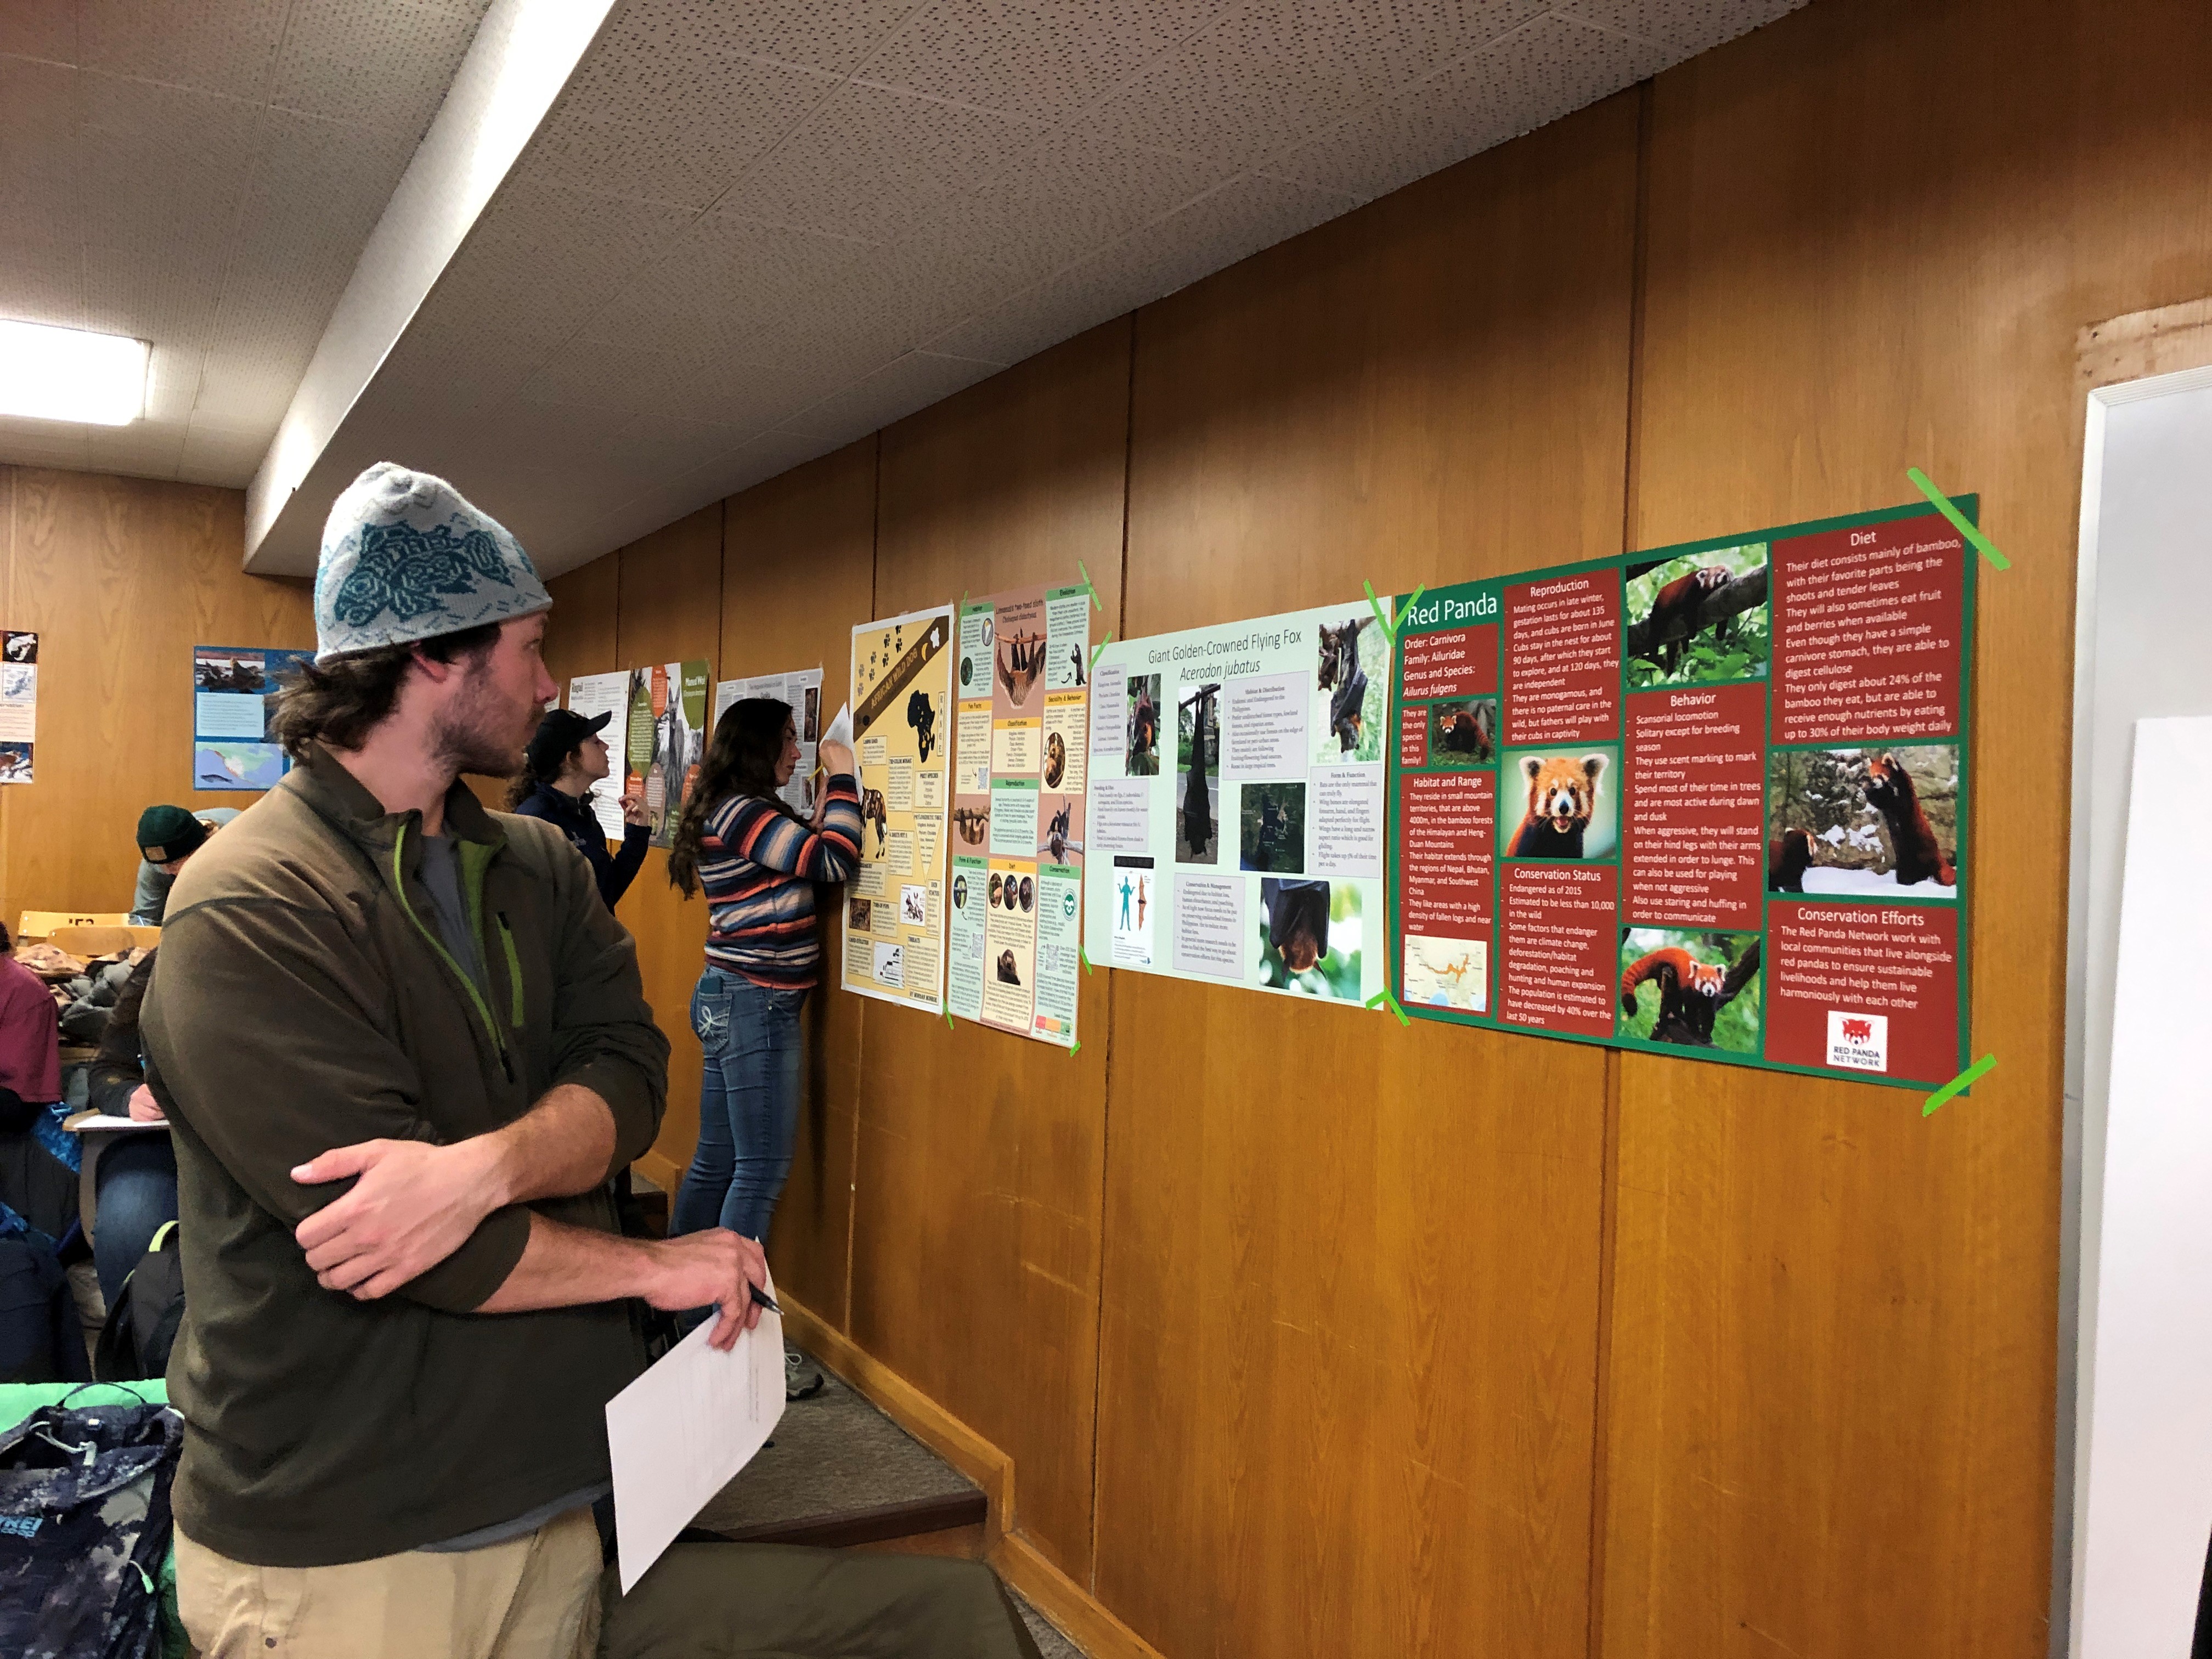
{"left": 714, "top": 667, "right": 825, "bottom": 814}
{"left": 605, "top": 1288, "right": 786, "bottom": 1593}
{"left": 0, "top": 630, "right": 34, "bottom": 784}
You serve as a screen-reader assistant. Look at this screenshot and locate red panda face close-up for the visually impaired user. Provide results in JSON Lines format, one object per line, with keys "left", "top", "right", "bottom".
{"left": 1522, "top": 753, "right": 1606, "bottom": 836}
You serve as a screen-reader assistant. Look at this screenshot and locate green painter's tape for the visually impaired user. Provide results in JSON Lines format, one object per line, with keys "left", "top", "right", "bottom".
{"left": 1069, "top": 1039, "right": 1081, "bottom": 1057}
{"left": 945, "top": 1007, "right": 955, "bottom": 1031}
{"left": 1088, "top": 631, "right": 1115, "bottom": 669}
{"left": 1080, "top": 946, "right": 1092, "bottom": 974}
{"left": 1922, "top": 1052, "right": 1996, "bottom": 1116}
{"left": 1363, "top": 582, "right": 1427, "bottom": 640}
{"left": 1363, "top": 580, "right": 1395, "bottom": 639}
{"left": 1075, "top": 561, "right": 1105, "bottom": 611}
{"left": 1363, "top": 990, "right": 1411, "bottom": 1028}
{"left": 1906, "top": 469, "right": 2011, "bottom": 570}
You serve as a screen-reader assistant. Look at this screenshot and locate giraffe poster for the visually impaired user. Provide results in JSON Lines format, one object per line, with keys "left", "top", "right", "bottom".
{"left": 944, "top": 583, "right": 1091, "bottom": 1046}
{"left": 840, "top": 606, "right": 955, "bottom": 1015}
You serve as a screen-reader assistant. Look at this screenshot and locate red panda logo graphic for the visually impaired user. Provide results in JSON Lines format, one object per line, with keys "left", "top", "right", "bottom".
{"left": 1839, "top": 1017, "right": 1875, "bottom": 1043}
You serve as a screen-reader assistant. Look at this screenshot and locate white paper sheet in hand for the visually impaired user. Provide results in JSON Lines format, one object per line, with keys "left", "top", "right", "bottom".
{"left": 605, "top": 1290, "right": 786, "bottom": 1592}
{"left": 823, "top": 701, "right": 853, "bottom": 750}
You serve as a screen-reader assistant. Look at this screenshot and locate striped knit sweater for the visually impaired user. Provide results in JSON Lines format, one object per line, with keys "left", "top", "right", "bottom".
{"left": 699, "top": 774, "right": 864, "bottom": 988}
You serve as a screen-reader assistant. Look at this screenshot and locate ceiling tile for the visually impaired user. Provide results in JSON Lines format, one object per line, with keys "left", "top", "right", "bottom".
{"left": 269, "top": 0, "right": 489, "bottom": 137}
{"left": 856, "top": 0, "right": 1229, "bottom": 121}
{"left": 575, "top": 212, "right": 883, "bottom": 360}
{"left": 515, "top": 337, "right": 822, "bottom": 432}
{"left": 713, "top": 81, "right": 1049, "bottom": 242}
{"left": 527, "top": 47, "right": 837, "bottom": 210}
{"left": 930, "top": 170, "right": 1352, "bottom": 362}
{"left": 0, "top": 3, "right": 77, "bottom": 61}
{"left": 1558, "top": 0, "right": 1805, "bottom": 53}
{"left": 176, "top": 424, "right": 278, "bottom": 488}
{"left": 1476, "top": 12, "right": 1678, "bottom": 127}
{"left": 417, "top": 183, "right": 700, "bottom": 348}
{"left": 780, "top": 349, "right": 1001, "bottom": 442}
{"left": 77, "top": 0, "right": 289, "bottom": 100}
{"left": 0, "top": 414, "right": 94, "bottom": 471}
{"left": 0, "top": 59, "right": 83, "bottom": 244}
{"left": 0, "top": 229, "right": 86, "bottom": 330}
{"left": 1084, "top": 0, "right": 1548, "bottom": 166}
{"left": 603, "top": 0, "right": 919, "bottom": 81}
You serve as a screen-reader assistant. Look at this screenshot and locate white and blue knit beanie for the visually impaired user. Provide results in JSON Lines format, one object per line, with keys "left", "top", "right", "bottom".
{"left": 313, "top": 463, "right": 552, "bottom": 661}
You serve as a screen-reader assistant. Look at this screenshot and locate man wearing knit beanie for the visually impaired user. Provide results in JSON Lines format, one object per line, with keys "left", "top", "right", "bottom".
{"left": 138, "top": 464, "right": 763, "bottom": 1656}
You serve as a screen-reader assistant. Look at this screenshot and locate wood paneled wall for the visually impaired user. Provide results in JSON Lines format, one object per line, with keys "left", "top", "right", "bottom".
{"left": 487, "top": 0, "right": 2212, "bottom": 1651}
{"left": 0, "top": 467, "right": 313, "bottom": 928}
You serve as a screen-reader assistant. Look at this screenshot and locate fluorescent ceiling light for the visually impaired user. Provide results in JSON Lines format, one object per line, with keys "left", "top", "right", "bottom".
{"left": 0, "top": 319, "right": 149, "bottom": 426}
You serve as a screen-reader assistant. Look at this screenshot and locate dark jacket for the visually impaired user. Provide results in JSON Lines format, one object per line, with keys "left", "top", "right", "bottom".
{"left": 86, "top": 952, "right": 156, "bottom": 1117}
{"left": 141, "top": 746, "right": 669, "bottom": 1567}
{"left": 511, "top": 780, "right": 650, "bottom": 909}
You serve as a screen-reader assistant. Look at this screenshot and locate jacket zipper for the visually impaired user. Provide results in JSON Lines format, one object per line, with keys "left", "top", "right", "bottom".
{"left": 390, "top": 824, "right": 515, "bottom": 1082}
{"left": 495, "top": 911, "right": 525, "bottom": 1028}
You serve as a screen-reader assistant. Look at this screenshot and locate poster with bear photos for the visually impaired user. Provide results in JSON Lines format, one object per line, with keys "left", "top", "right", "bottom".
{"left": 1081, "top": 602, "right": 1390, "bottom": 1007}
{"left": 1386, "top": 497, "right": 1974, "bottom": 1091}
{"left": 945, "top": 583, "right": 1090, "bottom": 1047}
{"left": 842, "top": 607, "right": 955, "bottom": 1015}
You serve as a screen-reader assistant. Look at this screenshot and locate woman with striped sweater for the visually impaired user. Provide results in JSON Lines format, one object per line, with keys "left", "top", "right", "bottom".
{"left": 666, "top": 698, "right": 861, "bottom": 1267}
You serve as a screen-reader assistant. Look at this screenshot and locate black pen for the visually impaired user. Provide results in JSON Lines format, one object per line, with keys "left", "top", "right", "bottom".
{"left": 746, "top": 1282, "right": 781, "bottom": 1314}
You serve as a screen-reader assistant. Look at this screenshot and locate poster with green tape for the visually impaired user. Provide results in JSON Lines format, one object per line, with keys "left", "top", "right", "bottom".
{"left": 1386, "top": 498, "right": 1973, "bottom": 1090}
{"left": 1082, "top": 601, "right": 1390, "bottom": 1007}
{"left": 945, "top": 583, "right": 1090, "bottom": 1047}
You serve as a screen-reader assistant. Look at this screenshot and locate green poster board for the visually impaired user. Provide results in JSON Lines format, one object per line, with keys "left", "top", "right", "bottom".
{"left": 1386, "top": 498, "right": 1974, "bottom": 1090}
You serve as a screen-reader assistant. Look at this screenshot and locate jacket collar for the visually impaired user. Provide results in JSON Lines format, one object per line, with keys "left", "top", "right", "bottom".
{"left": 283, "top": 743, "right": 507, "bottom": 853}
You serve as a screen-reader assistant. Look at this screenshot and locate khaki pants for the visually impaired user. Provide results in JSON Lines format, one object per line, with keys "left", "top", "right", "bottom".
{"left": 177, "top": 1508, "right": 602, "bottom": 1659}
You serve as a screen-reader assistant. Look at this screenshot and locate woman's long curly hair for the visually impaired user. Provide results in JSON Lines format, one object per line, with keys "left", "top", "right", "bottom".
{"left": 668, "top": 698, "right": 797, "bottom": 898}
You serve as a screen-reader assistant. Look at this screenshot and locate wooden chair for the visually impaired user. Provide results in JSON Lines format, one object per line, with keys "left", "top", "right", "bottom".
{"left": 18, "top": 910, "right": 132, "bottom": 940}
{"left": 48, "top": 924, "right": 156, "bottom": 957}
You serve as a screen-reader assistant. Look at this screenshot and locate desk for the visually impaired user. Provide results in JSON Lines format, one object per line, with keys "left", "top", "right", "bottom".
{"left": 60, "top": 1113, "right": 170, "bottom": 1248}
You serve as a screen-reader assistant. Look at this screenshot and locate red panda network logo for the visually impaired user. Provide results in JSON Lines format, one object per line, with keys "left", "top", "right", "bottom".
{"left": 1825, "top": 1011, "right": 1888, "bottom": 1073}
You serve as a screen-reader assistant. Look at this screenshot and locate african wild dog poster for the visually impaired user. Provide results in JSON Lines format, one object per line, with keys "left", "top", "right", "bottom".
{"left": 945, "top": 583, "right": 1091, "bottom": 1047}
{"left": 1081, "top": 602, "right": 1391, "bottom": 1007}
{"left": 841, "top": 606, "right": 955, "bottom": 1015}
{"left": 1386, "top": 496, "right": 1974, "bottom": 1092}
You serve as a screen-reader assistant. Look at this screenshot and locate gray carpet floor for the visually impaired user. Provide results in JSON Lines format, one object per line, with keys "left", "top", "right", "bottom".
{"left": 690, "top": 1344, "right": 1089, "bottom": 1656}
{"left": 1013, "top": 1593, "right": 1085, "bottom": 1658}
{"left": 692, "top": 1352, "right": 979, "bottom": 1534}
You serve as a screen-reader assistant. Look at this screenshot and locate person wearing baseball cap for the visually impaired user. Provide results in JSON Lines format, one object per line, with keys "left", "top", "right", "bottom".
{"left": 508, "top": 706, "right": 650, "bottom": 909}
{"left": 128, "top": 804, "right": 239, "bottom": 924}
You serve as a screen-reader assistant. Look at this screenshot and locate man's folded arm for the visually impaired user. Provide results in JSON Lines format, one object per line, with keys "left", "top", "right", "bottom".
{"left": 144, "top": 896, "right": 529, "bottom": 1312}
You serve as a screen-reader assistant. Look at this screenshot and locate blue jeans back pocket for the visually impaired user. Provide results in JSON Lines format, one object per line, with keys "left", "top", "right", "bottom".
{"left": 692, "top": 989, "right": 733, "bottom": 1056}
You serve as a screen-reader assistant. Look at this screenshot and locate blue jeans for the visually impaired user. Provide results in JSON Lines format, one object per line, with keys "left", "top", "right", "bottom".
{"left": 93, "top": 1134, "right": 178, "bottom": 1310}
{"left": 670, "top": 969, "right": 808, "bottom": 1244}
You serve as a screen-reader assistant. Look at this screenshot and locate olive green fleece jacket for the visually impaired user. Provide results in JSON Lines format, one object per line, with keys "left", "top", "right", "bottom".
{"left": 142, "top": 745, "right": 670, "bottom": 1568}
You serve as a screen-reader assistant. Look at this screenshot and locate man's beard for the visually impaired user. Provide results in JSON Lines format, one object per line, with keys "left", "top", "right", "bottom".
{"left": 431, "top": 666, "right": 528, "bottom": 778}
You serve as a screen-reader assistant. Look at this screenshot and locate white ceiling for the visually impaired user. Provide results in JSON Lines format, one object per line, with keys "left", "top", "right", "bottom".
{"left": 0, "top": 0, "right": 1808, "bottom": 577}
{"left": 0, "top": 0, "right": 491, "bottom": 487}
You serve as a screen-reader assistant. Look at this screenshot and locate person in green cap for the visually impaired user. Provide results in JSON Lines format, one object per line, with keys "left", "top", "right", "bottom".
{"left": 128, "top": 804, "right": 238, "bottom": 923}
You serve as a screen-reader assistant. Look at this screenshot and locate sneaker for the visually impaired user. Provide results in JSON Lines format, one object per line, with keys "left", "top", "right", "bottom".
{"left": 785, "top": 1346, "right": 825, "bottom": 1401}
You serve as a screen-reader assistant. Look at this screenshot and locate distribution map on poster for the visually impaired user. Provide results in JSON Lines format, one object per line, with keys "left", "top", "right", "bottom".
{"left": 1386, "top": 499, "right": 1973, "bottom": 1090}
{"left": 842, "top": 607, "right": 955, "bottom": 1014}
{"left": 193, "top": 644, "right": 314, "bottom": 791}
{"left": 1082, "top": 601, "right": 1391, "bottom": 1007}
{"left": 945, "top": 583, "right": 1091, "bottom": 1047}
